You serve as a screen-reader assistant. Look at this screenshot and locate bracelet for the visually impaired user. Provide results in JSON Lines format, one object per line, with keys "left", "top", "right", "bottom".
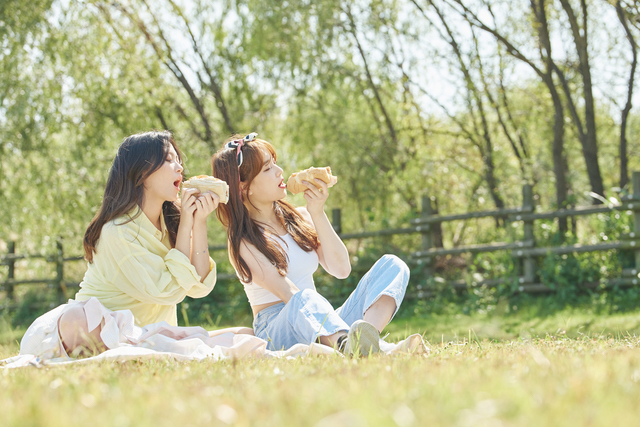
{"left": 194, "top": 249, "right": 209, "bottom": 255}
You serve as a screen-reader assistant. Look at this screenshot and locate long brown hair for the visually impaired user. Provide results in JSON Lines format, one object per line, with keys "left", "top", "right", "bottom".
{"left": 211, "top": 135, "right": 319, "bottom": 283}
{"left": 83, "top": 130, "right": 184, "bottom": 262}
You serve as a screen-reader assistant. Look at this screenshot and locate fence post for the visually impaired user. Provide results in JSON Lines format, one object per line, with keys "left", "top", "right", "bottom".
{"left": 6, "top": 241, "right": 15, "bottom": 301}
{"left": 55, "top": 238, "right": 68, "bottom": 304}
{"left": 332, "top": 208, "right": 342, "bottom": 235}
{"left": 633, "top": 172, "right": 640, "bottom": 274}
{"left": 420, "top": 195, "right": 435, "bottom": 281}
{"left": 522, "top": 184, "right": 536, "bottom": 284}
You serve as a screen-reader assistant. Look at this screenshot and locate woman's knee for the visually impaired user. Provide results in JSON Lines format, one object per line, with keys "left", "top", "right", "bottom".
{"left": 58, "top": 305, "right": 104, "bottom": 356}
{"left": 293, "top": 288, "right": 323, "bottom": 305}
{"left": 380, "top": 254, "right": 410, "bottom": 276}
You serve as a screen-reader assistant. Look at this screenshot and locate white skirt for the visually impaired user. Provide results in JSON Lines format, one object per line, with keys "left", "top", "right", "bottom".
{"left": 2, "top": 297, "right": 428, "bottom": 368}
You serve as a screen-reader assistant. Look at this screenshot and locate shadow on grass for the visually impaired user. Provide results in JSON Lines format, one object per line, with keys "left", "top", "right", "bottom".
{"left": 388, "top": 289, "right": 640, "bottom": 343}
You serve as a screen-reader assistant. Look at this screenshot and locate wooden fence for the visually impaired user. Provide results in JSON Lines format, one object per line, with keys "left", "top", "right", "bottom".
{"left": 2, "top": 172, "right": 640, "bottom": 310}
{"left": 407, "top": 171, "right": 640, "bottom": 294}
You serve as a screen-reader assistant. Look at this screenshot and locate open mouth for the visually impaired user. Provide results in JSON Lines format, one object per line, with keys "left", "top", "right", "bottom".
{"left": 279, "top": 179, "right": 286, "bottom": 189}
{"left": 174, "top": 179, "right": 182, "bottom": 189}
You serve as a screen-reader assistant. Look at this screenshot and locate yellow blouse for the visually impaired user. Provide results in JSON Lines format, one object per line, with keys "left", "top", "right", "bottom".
{"left": 75, "top": 209, "right": 216, "bottom": 327}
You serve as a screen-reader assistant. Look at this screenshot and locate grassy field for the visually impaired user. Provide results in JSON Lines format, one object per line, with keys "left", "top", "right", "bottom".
{"left": 3, "top": 300, "right": 640, "bottom": 427}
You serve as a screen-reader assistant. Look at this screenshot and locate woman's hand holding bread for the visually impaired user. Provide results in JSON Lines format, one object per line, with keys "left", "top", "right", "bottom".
{"left": 286, "top": 167, "right": 337, "bottom": 195}
{"left": 182, "top": 175, "right": 229, "bottom": 204}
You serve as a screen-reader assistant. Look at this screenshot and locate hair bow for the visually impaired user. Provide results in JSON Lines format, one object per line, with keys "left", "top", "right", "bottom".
{"left": 225, "top": 133, "right": 258, "bottom": 168}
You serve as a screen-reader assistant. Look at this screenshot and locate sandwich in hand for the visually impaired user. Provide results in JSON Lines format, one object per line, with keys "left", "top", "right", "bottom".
{"left": 182, "top": 175, "right": 229, "bottom": 204}
{"left": 286, "top": 166, "right": 338, "bottom": 195}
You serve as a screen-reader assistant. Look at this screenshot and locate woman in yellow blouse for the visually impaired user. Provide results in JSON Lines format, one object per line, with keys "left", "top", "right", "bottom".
{"left": 74, "top": 130, "right": 216, "bottom": 328}
{"left": 21, "top": 130, "right": 251, "bottom": 357}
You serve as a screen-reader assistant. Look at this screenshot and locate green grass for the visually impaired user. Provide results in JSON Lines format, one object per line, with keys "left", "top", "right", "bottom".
{"left": 3, "top": 300, "right": 640, "bottom": 426}
{"left": 389, "top": 302, "right": 640, "bottom": 344}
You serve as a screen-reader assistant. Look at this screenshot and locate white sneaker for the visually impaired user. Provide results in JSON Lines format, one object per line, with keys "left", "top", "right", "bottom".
{"left": 341, "top": 320, "right": 381, "bottom": 357}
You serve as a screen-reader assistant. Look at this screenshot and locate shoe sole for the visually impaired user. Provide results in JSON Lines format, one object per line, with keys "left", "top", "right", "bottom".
{"left": 347, "top": 321, "right": 380, "bottom": 357}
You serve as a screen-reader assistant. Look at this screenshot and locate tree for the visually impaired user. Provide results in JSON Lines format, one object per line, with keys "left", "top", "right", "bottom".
{"left": 613, "top": 0, "right": 638, "bottom": 190}
{"left": 555, "top": 0, "right": 604, "bottom": 201}
{"left": 435, "top": 0, "right": 572, "bottom": 232}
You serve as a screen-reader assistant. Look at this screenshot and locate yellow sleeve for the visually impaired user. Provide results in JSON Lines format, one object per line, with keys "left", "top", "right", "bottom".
{"left": 100, "top": 224, "right": 216, "bottom": 305}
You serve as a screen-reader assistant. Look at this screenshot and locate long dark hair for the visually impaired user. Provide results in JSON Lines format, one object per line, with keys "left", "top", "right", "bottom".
{"left": 83, "top": 130, "right": 184, "bottom": 262}
{"left": 211, "top": 135, "right": 319, "bottom": 283}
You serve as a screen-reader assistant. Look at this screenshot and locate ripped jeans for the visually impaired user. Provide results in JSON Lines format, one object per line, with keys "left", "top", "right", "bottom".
{"left": 252, "top": 254, "right": 409, "bottom": 351}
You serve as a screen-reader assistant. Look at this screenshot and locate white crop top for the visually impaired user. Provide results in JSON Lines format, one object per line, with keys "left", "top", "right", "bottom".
{"left": 239, "top": 233, "right": 319, "bottom": 306}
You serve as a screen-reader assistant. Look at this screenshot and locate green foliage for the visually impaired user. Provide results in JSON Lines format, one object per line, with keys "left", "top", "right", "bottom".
{"left": 532, "top": 210, "right": 633, "bottom": 302}
{"left": 2, "top": 0, "right": 640, "bottom": 325}
{"left": 9, "top": 286, "right": 59, "bottom": 328}
{"left": 538, "top": 252, "right": 601, "bottom": 297}
{"left": 2, "top": 0, "right": 640, "bottom": 248}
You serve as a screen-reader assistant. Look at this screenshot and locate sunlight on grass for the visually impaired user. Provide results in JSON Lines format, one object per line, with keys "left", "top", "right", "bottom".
{"left": 3, "top": 336, "right": 640, "bottom": 427}
{"left": 387, "top": 301, "right": 640, "bottom": 344}
{"left": 4, "top": 304, "right": 640, "bottom": 426}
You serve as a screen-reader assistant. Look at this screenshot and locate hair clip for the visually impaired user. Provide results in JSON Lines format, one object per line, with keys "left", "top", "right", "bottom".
{"left": 225, "top": 133, "right": 258, "bottom": 168}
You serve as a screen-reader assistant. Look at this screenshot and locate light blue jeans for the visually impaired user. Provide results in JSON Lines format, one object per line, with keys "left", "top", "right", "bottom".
{"left": 253, "top": 254, "right": 409, "bottom": 351}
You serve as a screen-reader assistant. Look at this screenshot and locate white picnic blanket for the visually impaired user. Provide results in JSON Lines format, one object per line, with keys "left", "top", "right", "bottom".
{"left": 1, "top": 298, "right": 428, "bottom": 368}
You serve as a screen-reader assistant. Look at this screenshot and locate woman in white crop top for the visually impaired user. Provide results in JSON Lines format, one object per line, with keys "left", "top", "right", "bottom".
{"left": 211, "top": 133, "right": 410, "bottom": 355}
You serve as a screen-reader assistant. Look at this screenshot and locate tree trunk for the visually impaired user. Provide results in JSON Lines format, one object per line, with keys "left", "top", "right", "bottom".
{"left": 533, "top": 0, "right": 569, "bottom": 235}
{"left": 548, "top": 76, "right": 569, "bottom": 235}
{"left": 616, "top": 0, "right": 637, "bottom": 190}
{"left": 558, "top": 0, "right": 605, "bottom": 202}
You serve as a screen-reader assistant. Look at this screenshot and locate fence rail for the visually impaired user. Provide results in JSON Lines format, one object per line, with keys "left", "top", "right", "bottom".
{"left": 2, "top": 172, "right": 640, "bottom": 309}
{"left": 330, "top": 171, "right": 640, "bottom": 293}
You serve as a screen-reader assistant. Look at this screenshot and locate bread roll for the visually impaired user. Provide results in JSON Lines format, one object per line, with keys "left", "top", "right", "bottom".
{"left": 286, "top": 166, "right": 338, "bottom": 195}
{"left": 182, "top": 175, "right": 229, "bottom": 204}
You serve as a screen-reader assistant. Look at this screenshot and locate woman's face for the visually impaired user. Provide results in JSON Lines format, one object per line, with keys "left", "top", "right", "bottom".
{"left": 143, "top": 144, "right": 184, "bottom": 205}
{"left": 246, "top": 149, "right": 286, "bottom": 203}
